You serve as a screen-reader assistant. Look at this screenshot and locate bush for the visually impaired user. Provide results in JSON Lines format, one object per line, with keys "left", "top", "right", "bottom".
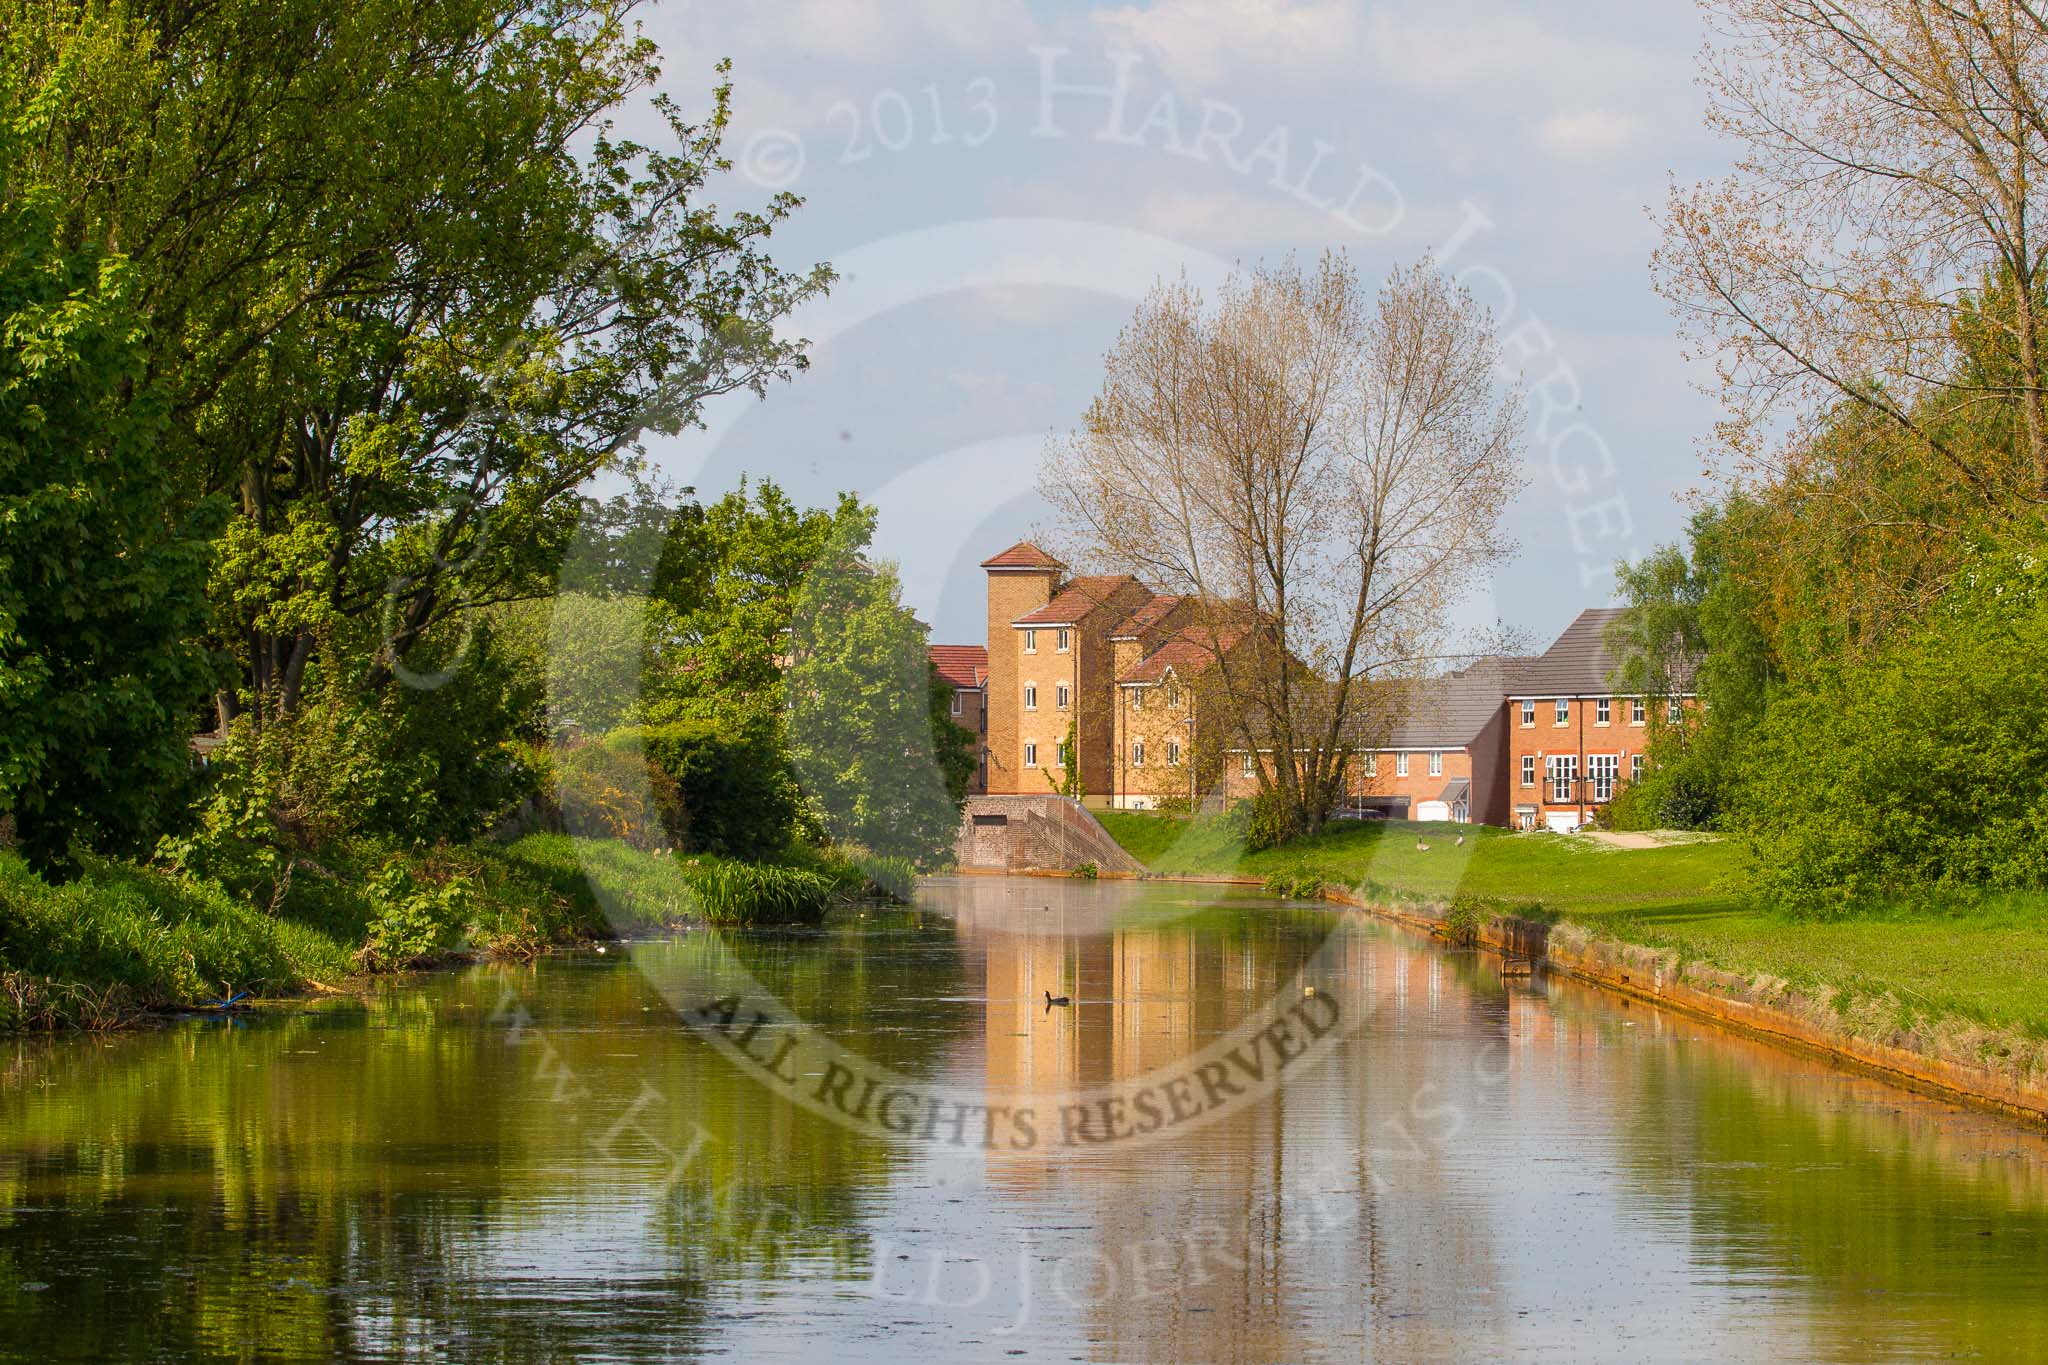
{"left": 1737, "top": 541, "right": 2048, "bottom": 912}
{"left": 1230, "top": 789, "right": 1305, "bottom": 854}
{"left": 1262, "top": 868, "right": 1326, "bottom": 900}
{"left": 359, "top": 860, "right": 477, "bottom": 969}
{"left": 621, "top": 717, "right": 797, "bottom": 861}
{"left": 1072, "top": 860, "right": 1100, "bottom": 880}
{"left": 544, "top": 738, "right": 686, "bottom": 850}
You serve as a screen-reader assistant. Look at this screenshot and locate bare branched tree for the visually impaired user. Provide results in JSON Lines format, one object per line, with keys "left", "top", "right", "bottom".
{"left": 1041, "top": 254, "right": 1523, "bottom": 836}
{"left": 1655, "top": 0, "right": 2048, "bottom": 502}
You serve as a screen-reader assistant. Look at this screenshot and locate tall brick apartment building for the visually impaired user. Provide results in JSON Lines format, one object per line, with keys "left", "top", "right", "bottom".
{"left": 932, "top": 541, "right": 1692, "bottom": 828}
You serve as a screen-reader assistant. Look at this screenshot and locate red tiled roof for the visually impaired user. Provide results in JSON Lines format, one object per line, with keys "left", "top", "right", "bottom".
{"left": 980, "top": 541, "right": 1064, "bottom": 570}
{"left": 928, "top": 644, "right": 987, "bottom": 689}
{"left": 1118, "top": 627, "right": 1246, "bottom": 684}
{"left": 1109, "top": 594, "right": 1181, "bottom": 640}
{"left": 1013, "top": 575, "right": 1141, "bottom": 627}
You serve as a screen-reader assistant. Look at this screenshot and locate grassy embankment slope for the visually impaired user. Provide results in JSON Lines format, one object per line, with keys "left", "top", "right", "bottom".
{"left": 0, "top": 837, "right": 905, "bottom": 1029}
{"left": 1098, "top": 812, "right": 2048, "bottom": 1038}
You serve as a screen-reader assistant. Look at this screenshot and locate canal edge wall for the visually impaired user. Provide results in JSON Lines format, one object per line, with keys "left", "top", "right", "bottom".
{"left": 957, "top": 866, "right": 2048, "bottom": 1129}
{"left": 1312, "top": 886, "right": 2048, "bottom": 1130}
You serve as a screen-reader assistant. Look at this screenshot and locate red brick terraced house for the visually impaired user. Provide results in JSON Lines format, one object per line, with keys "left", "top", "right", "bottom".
{"left": 1219, "top": 657, "right": 1521, "bottom": 824}
{"left": 1504, "top": 606, "right": 1694, "bottom": 833}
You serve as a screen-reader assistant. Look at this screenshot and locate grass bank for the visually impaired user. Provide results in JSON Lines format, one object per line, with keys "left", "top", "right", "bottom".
{"left": 0, "top": 836, "right": 906, "bottom": 1030}
{"left": 1097, "top": 811, "right": 2048, "bottom": 1040}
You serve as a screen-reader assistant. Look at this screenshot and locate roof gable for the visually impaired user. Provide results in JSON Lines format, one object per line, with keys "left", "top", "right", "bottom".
{"left": 981, "top": 541, "right": 1063, "bottom": 571}
{"left": 928, "top": 644, "right": 987, "bottom": 689}
{"left": 1013, "top": 575, "right": 1144, "bottom": 627}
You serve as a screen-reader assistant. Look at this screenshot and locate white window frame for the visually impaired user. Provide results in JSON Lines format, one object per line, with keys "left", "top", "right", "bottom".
{"left": 1241, "top": 752, "right": 1254, "bottom": 776}
{"left": 1167, "top": 739, "right": 1182, "bottom": 767}
{"left": 1631, "top": 753, "right": 1645, "bottom": 781}
{"left": 1520, "top": 699, "right": 1535, "bottom": 727}
{"left": 1554, "top": 698, "right": 1570, "bottom": 726}
{"left": 1596, "top": 698, "right": 1610, "bottom": 725}
{"left": 1521, "top": 755, "right": 1536, "bottom": 787}
{"left": 1668, "top": 698, "right": 1683, "bottom": 723}
{"left": 1055, "top": 683, "right": 1070, "bottom": 710}
{"left": 1396, "top": 752, "right": 1409, "bottom": 778}
{"left": 1023, "top": 629, "right": 1037, "bottom": 653}
{"left": 1023, "top": 684, "right": 1038, "bottom": 711}
{"left": 1588, "top": 754, "right": 1619, "bottom": 803}
{"left": 1364, "top": 753, "right": 1378, "bottom": 778}
{"left": 1056, "top": 628, "right": 1070, "bottom": 652}
{"left": 1130, "top": 687, "right": 1143, "bottom": 711}
{"left": 950, "top": 692, "right": 962, "bottom": 716}
{"left": 1429, "top": 751, "right": 1443, "bottom": 777}
{"left": 1024, "top": 741, "right": 1038, "bottom": 767}
{"left": 1131, "top": 741, "right": 1145, "bottom": 768}
{"left": 1631, "top": 698, "right": 1646, "bottom": 725}
{"left": 1166, "top": 680, "right": 1180, "bottom": 708}
{"left": 1546, "top": 755, "right": 1577, "bottom": 803}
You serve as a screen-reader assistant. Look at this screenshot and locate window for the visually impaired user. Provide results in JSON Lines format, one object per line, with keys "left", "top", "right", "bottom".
{"left": 950, "top": 692, "right": 962, "bottom": 716}
{"left": 1429, "top": 751, "right": 1443, "bottom": 777}
{"left": 1520, "top": 699, "right": 1535, "bottom": 727}
{"left": 1631, "top": 754, "right": 1645, "bottom": 781}
{"left": 1056, "top": 683, "right": 1070, "bottom": 710}
{"left": 1364, "top": 753, "right": 1378, "bottom": 778}
{"left": 1668, "top": 699, "right": 1683, "bottom": 723}
{"left": 1023, "top": 629, "right": 1037, "bottom": 653}
{"left": 1132, "top": 741, "right": 1145, "bottom": 767}
{"left": 1241, "top": 752, "right": 1254, "bottom": 776}
{"left": 1166, "top": 680, "right": 1181, "bottom": 708}
{"left": 1554, "top": 698, "right": 1570, "bottom": 725}
{"left": 1631, "top": 698, "right": 1646, "bottom": 725}
{"left": 1396, "top": 753, "right": 1409, "bottom": 777}
{"left": 1056, "top": 628, "right": 1070, "bottom": 652}
{"left": 1546, "top": 755, "right": 1577, "bottom": 803}
{"left": 1588, "top": 754, "right": 1619, "bottom": 803}
{"left": 1023, "top": 684, "right": 1038, "bottom": 711}
{"left": 1596, "top": 698, "right": 1610, "bottom": 725}
{"left": 1130, "top": 688, "right": 1144, "bottom": 711}
{"left": 1167, "top": 739, "right": 1182, "bottom": 766}
{"left": 1058, "top": 741, "right": 1072, "bottom": 768}
{"left": 1024, "top": 742, "right": 1038, "bottom": 767}
{"left": 1521, "top": 755, "right": 1536, "bottom": 787}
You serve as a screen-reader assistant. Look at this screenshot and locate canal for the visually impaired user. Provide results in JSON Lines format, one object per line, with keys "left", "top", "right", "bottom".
{"left": 2, "top": 876, "right": 2045, "bottom": 1361}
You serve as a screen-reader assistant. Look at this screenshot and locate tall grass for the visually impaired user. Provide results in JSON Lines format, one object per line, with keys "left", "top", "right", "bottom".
{"left": 678, "top": 859, "right": 834, "bottom": 926}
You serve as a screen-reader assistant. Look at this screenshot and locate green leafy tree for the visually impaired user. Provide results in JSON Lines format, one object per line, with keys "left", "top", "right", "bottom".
{"left": 7, "top": 0, "right": 828, "bottom": 722}
{"left": 785, "top": 533, "right": 962, "bottom": 865}
{"left": 0, "top": 188, "right": 214, "bottom": 867}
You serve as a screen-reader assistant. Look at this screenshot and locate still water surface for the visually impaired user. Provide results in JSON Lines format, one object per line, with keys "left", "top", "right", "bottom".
{"left": 3, "top": 877, "right": 2047, "bottom": 1361}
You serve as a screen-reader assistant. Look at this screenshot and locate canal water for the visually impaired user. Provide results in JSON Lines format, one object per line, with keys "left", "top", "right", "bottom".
{"left": 3, "top": 876, "right": 2046, "bottom": 1361}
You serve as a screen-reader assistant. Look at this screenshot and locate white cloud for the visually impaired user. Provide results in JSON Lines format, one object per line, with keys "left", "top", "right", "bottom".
{"left": 1537, "top": 108, "right": 1644, "bottom": 157}
{"left": 1093, "top": 0, "right": 1356, "bottom": 85}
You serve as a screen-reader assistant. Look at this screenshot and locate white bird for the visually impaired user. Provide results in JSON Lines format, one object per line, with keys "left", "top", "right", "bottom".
{"left": 1455, "top": 835, "right": 1466, "bottom": 846}
{"left": 1415, "top": 841, "right": 1430, "bottom": 852}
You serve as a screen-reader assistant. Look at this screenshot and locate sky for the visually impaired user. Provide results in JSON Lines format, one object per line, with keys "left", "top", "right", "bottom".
{"left": 625, "top": 0, "right": 1734, "bottom": 650}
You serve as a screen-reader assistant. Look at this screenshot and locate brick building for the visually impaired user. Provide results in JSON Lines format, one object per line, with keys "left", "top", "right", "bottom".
{"left": 1504, "top": 606, "right": 1692, "bottom": 832}
{"left": 1219, "top": 608, "right": 1693, "bottom": 829}
{"left": 962, "top": 539, "right": 1691, "bottom": 829}
{"left": 928, "top": 644, "right": 988, "bottom": 794}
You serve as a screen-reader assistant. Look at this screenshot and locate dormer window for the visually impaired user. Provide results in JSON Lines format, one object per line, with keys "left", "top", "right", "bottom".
{"left": 1165, "top": 680, "right": 1180, "bottom": 708}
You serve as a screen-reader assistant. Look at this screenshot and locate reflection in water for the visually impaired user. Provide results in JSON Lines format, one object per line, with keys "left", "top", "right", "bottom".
{"left": 0, "top": 876, "right": 2044, "bottom": 1361}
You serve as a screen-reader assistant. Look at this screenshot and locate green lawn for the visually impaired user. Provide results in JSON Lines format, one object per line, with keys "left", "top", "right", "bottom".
{"left": 1096, "top": 811, "right": 2048, "bottom": 1037}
